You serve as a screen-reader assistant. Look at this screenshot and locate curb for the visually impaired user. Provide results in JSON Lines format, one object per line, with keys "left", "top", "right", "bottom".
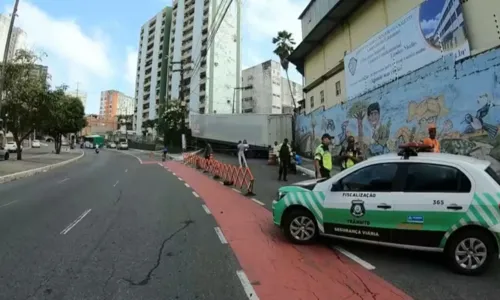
{"left": 0, "top": 151, "right": 85, "bottom": 184}
{"left": 296, "top": 165, "right": 316, "bottom": 178}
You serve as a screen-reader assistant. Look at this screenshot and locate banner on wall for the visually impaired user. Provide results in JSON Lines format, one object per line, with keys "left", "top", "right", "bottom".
{"left": 344, "top": 0, "right": 470, "bottom": 99}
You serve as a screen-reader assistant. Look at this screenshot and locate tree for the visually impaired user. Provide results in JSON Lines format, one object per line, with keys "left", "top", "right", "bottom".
{"left": 157, "top": 100, "right": 186, "bottom": 148}
{"left": 1, "top": 49, "right": 49, "bottom": 160}
{"left": 347, "top": 101, "right": 369, "bottom": 141}
{"left": 41, "top": 86, "right": 86, "bottom": 154}
{"left": 272, "top": 30, "right": 297, "bottom": 145}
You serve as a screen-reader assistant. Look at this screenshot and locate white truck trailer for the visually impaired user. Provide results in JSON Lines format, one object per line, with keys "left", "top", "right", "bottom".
{"left": 189, "top": 113, "right": 293, "bottom": 158}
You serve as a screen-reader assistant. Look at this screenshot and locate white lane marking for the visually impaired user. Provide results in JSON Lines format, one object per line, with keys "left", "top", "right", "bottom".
{"left": 202, "top": 204, "right": 211, "bottom": 215}
{"left": 214, "top": 227, "right": 228, "bottom": 244}
{"left": 334, "top": 246, "right": 376, "bottom": 270}
{"left": 232, "top": 188, "right": 241, "bottom": 193}
{"left": 0, "top": 200, "right": 19, "bottom": 209}
{"left": 125, "top": 169, "right": 128, "bottom": 173}
{"left": 60, "top": 209, "right": 92, "bottom": 235}
{"left": 172, "top": 172, "right": 176, "bottom": 176}
{"left": 113, "top": 180, "right": 119, "bottom": 187}
{"left": 251, "top": 198, "right": 265, "bottom": 206}
{"left": 218, "top": 181, "right": 223, "bottom": 185}
{"left": 192, "top": 191, "right": 199, "bottom": 198}
{"left": 57, "top": 178, "right": 69, "bottom": 184}
{"left": 157, "top": 162, "right": 162, "bottom": 166}
{"left": 178, "top": 177, "right": 183, "bottom": 181}
{"left": 236, "top": 270, "right": 260, "bottom": 300}
{"left": 184, "top": 183, "right": 190, "bottom": 188}
{"left": 114, "top": 149, "right": 143, "bottom": 164}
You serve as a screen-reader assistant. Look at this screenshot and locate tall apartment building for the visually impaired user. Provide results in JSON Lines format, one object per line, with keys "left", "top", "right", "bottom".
{"left": 133, "top": 7, "right": 173, "bottom": 135}
{"left": 241, "top": 60, "right": 302, "bottom": 114}
{"left": 167, "top": 0, "right": 241, "bottom": 117}
{"left": 100, "top": 90, "right": 134, "bottom": 121}
{"left": 66, "top": 90, "right": 88, "bottom": 112}
{"left": 0, "top": 14, "right": 27, "bottom": 61}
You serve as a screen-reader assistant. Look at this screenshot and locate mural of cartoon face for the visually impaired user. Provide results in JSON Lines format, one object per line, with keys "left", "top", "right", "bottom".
{"left": 367, "top": 102, "right": 381, "bottom": 128}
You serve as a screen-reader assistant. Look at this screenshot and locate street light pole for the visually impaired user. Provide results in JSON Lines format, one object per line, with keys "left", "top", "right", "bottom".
{"left": 0, "top": 0, "right": 21, "bottom": 120}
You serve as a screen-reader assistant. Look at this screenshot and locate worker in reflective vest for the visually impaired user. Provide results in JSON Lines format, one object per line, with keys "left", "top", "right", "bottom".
{"left": 314, "top": 133, "right": 333, "bottom": 178}
{"left": 339, "top": 136, "right": 362, "bottom": 170}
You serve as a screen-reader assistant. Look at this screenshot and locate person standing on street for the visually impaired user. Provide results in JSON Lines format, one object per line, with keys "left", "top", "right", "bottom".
{"left": 278, "top": 138, "right": 292, "bottom": 181}
{"left": 237, "top": 140, "right": 249, "bottom": 168}
{"left": 204, "top": 142, "right": 213, "bottom": 159}
{"left": 339, "top": 136, "right": 362, "bottom": 171}
{"left": 314, "top": 134, "right": 333, "bottom": 178}
{"left": 422, "top": 124, "right": 440, "bottom": 152}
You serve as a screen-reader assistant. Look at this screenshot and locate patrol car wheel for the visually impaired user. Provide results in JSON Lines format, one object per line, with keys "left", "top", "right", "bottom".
{"left": 446, "top": 229, "right": 497, "bottom": 276}
{"left": 283, "top": 209, "right": 318, "bottom": 245}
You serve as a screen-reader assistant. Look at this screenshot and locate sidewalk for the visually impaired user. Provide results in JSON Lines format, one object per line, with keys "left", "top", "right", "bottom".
{"left": 0, "top": 151, "right": 83, "bottom": 183}
{"left": 295, "top": 156, "right": 341, "bottom": 178}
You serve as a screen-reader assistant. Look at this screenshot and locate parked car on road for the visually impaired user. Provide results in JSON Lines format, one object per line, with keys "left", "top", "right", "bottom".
{"left": 107, "top": 142, "right": 116, "bottom": 149}
{"left": 5, "top": 141, "right": 22, "bottom": 153}
{"left": 272, "top": 144, "right": 500, "bottom": 275}
{"left": 118, "top": 141, "right": 128, "bottom": 150}
{"left": 0, "top": 146, "right": 9, "bottom": 161}
{"left": 32, "top": 140, "right": 41, "bottom": 148}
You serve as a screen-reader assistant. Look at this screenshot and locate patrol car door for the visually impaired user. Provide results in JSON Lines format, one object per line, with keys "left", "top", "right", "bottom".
{"left": 323, "top": 162, "right": 403, "bottom": 244}
{"left": 391, "top": 162, "right": 474, "bottom": 249}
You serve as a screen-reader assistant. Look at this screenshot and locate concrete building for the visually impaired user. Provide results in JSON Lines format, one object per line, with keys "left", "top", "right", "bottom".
{"left": 133, "top": 7, "right": 173, "bottom": 135}
{"left": 289, "top": 0, "right": 500, "bottom": 115}
{"left": 30, "top": 64, "right": 48, "bottom": 82}
{"left": 82, "top": 114, "right": 116, "bottom": 136}
{"left": 66, "top": 90, "right": 87, "bottom": 112}
{"left": 240, "top": 60, "right": 302, "bottom": 114}
{"left": 0, "top": 14, "right": 27, "bottom": 61}
{"left": 167, "top": 0, "right": 241, "bottom": 116}
{"left": 100, "top": 90, "right": 134, "bottom": 121}
{"left": 289, "top": 0, "right": 500, "bottom": 171}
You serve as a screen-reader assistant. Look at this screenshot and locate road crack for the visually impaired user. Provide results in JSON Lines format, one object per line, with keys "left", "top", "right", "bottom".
{"left": 122, "top": 219, "right": 194, "bottom": 286}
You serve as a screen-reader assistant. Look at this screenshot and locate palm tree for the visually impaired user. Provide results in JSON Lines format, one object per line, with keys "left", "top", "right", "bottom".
{"left": 273, "top": 30, "right": 297, "bottom": 145}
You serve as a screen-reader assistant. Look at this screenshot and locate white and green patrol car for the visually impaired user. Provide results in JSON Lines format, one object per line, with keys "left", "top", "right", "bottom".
{"left": 272, "top": 147, "right": 500, "bottom": 275}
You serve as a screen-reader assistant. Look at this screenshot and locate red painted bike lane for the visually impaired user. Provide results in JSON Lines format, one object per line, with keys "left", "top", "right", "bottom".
{"left": 165, "top": 160, "right": 412, "bottom": 300}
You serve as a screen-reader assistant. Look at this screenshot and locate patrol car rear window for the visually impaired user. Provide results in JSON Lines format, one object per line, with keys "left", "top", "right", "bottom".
{"left": 404, "top": 164, "right": 471, "bottom": 193}
{"left": 485, "top": 167, "right": 500, "bottom": 185}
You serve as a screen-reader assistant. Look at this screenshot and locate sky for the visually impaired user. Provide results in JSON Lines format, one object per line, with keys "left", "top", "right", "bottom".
{"left": 1, "top": 0, "right": 307, "bottom": 114}
{"left": 419, "top": 0, "right": 445, "bottom": 38}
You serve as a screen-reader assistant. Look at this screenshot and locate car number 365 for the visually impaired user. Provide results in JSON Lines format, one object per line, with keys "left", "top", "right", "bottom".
{"left": 433, "top": 200, "right": 444, "bottom": 205}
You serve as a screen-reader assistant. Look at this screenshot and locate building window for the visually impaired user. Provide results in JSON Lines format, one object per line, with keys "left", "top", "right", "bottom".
{"left": 310, "top": 96, "right": 314, "bottom": 108}
{"left": 335, "top": 81, "right": 341, "bottom": 96}
{"left": 320, "top": 90, "right": 324, "bottom": 104}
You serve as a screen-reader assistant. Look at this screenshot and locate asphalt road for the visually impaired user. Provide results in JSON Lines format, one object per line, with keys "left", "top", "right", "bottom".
{"left": 0, "top": 149, "right": 247, "bottom": 300}
{"left": 209, "top": 153, "right": 500, "bottom": 300}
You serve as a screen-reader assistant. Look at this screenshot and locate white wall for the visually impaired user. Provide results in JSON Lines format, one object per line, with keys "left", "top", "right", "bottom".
{"left": 281, "top": 77, "right": 302, "bottom": 110}
{"left": 208, "top": 0, "right": 239, "bottom": 114}
{"left": 241, "top": 60, "right": 302, "bottom": 114}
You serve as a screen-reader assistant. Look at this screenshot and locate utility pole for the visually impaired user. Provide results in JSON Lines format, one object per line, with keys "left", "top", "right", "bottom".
{"left": 171, "top": 60, "right": 188, "bottom": 131}
{"left": 0, "top": 0, "right": 20, "bottom": 144}
{"left": 75, "top": 81, "right": 81, "bottom": 98}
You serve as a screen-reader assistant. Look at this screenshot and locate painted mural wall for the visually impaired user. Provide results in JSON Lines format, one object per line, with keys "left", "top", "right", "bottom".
{"left": 296, "top": 48, "right": 500, "bottom": 172}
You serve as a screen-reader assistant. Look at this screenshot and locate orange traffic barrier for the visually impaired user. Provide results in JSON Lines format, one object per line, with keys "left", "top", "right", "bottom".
{"left": 182, "top": 152, "right": 255, "bottom": 196}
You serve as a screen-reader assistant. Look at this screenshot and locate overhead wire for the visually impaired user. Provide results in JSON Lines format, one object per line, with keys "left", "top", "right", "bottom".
{"left": 189, "top": 0, "right": 233, "bottom": 77}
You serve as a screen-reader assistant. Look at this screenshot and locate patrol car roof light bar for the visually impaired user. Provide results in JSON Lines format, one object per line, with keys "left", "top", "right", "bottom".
{"left": 398, "top": 142, "right": 433, "bottom": 159}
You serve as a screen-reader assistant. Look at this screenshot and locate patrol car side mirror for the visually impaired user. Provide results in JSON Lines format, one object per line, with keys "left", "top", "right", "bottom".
{"left": 331, "top": 181, "right": 342, "bottom": 192}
